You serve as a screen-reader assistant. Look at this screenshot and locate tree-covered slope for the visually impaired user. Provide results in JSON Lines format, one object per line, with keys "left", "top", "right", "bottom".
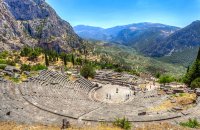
{"left": 91, "top": 42, "right": 186, "bottom": 77}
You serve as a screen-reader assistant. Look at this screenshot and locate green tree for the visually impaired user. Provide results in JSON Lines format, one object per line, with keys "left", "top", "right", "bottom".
{"left": 155, "top": 72, "right": 161, "bottom": 78}
{"left": 63, "top": 54, "right": 67, "bottom": 66}
{"left": 76, "top": 57, "right": 83, "bottom": 66}
{"left": 187, "top": 66, "right": 190, "bottom": 73}
{"left": 20, "top": 46, "right": 31, "bottom": 57}
{"left": 159, "top": 75, "right": 175, "bottom": 86}
{"left": 31, "top": 64, "right": 47, "bottom": 71}
{"left": 71, "top": 54, "right": 75, "bottom": 66}
{"left": 190, "top": 78, "right": 200, "bottom": 89}
{"left": 45, "top": 53, "right": 49, "bottom": 67}
{"left": 20, "top": 47, "right": 41, "bottom": 61}
{"left": 28, "top": 51, "right": 37, "bottom": 61}
{"left": 80, "top": 64, "right": 96, "bottom": 79}
{"left": 184, "top": 47, "right": 200, "bottom": 86}
{"left": 21, "top": 64, "right": 31, "bottom": 71}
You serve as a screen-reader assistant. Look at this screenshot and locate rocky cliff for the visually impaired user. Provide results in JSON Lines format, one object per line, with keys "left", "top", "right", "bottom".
{"left": 0, "top": 0, "right": 24, "bottom": 50}
{"left": 0, "top": 0, "right": 82, "bottom": 52}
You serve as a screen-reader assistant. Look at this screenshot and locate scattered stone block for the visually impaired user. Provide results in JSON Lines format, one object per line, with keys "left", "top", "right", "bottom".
{"left": 138, "top": 110, "right": 147, "bottom": 116}
{"left": 196, "top": 89, "right": 200, "bottom": 96}
{"left": 3, "top": 70, "right": 14, "bottom": 76}
{"left": 5, "top": 66, "right": 20, "bottom": 73}
{"left": 173, "top": 89, "right": 184, "bottom": 94}
{"left": 24, "top": 71, "right": 30, "bottom": 76}
{"left": 172, "top": 106, "right": 183, "bottom": 111}
{"left": 171, "top": 99, "right": 176, "bottom": 103}
{"left": 14, "top": 73, "right": 20, "bottom": 78}
{"left": 166, "top": 91, "right": 173, "bottom": 95}
{"left": 188, "top": 90, "right": 194, "bottom": 94}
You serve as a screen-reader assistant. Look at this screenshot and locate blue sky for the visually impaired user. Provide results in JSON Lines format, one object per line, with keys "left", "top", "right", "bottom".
{"left": 46, "top": 0, "right": 200, "bottom": 28}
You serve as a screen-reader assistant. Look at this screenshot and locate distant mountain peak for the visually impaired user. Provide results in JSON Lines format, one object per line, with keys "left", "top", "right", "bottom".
{"left": 74, "top": 22, "right": 180, "bottom": 44}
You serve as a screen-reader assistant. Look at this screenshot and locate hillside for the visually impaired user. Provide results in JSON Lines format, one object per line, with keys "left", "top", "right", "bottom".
{"left": 113, "top": 26, "right": 178, "bottom": 52}
{"left": 91, "top": 42, "right": 186, "bottom": 77}
{"left": 146, "top": 20, "right": 200, "bottom": 57}
{"left": 0, "top": 0, "right": 82, "bottom": 52}
{"left": 157, "top": 47, "right": 199, "bottom": 67}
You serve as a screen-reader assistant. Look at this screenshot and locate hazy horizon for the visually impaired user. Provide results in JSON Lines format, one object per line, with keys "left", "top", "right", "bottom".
{"left": 46, "top": 0, "right": 200, "bottom": 28}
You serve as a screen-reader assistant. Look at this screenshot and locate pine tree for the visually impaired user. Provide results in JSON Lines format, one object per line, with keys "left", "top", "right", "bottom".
{"left": 196, "top": 47, "right": 200, "bottom": 61}
{"left": 45, "top": 53, "right": 49, "bottom": 67}
{"left": 71, "top": 54, "right": 75, "bottom": 66}
{"left": 63, "top": 54, "right": 67, "bottom": 66}
{"left": 184, "top": 47, "right": 200, "bottom": 86}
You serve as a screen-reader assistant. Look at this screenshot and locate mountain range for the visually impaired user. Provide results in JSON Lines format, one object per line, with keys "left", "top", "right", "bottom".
{"left": 74, "top": 21, "right": 200, "bottom": 66}
{"left": 74, "top": 23, "right": 179, "bottom": 42}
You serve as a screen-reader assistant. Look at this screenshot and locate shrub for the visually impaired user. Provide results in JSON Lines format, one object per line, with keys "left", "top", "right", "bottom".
{"left": 180, "top": 118, "right": 200, "bottom": 128}
{"left": 179, "top": 93, "right": 186, "bottom": 97}
{"left": 159, "top": 75, "right": 175, "bottom": 86}
{"left": 28, "top": 51, "right": 38, "bottom": 61}
{"left": 155, "top": 72, "right": 161, "bottom": 78}
{"left": 113, "top": 117, "right": 131, "bottom": 130}
{"left": 114, "top": 67, "right": 124, "bottom": 73}
{"left": 10, "top": 77, "right": 20, "bottom": 83}
{"left": 0, "top": 59, "right": 15, "bottom": 66}
{"left": 191, "top": 78, "right": 200, "bottom": 89}
{"left": 76, "top": 57, "right": 83, "bottom": 66}
{"left": 20, "top": 46, "right": 32, "bottom": 57}
{"left": 6, "top": 60, "right": 16, "bottom": 66}
{"left": 31, "top": 64, "right": 47, "bottom": 71}
{"left": 128, "top": 70, "right": 139, "bottom": 76}
{"left": 0, "top": 64, "right": 6, "bottom": 70}
{"left": 0, "top": 59, "right": 7, "bottom": 64}
{"left": 0, "top": 51, "right": 9, "bottom": 59}
{"left": 20, "top": 64, "right": 31, "bottom": 71}
{"left": 14, "top": 56, "right": 21, "bottom": 64}
{"left": 80, "top": 64, "right": 96, "bottom": 79}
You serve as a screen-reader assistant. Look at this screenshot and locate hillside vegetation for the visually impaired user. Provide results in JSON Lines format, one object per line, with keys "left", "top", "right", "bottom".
{"left": 158, "top": 47, "right": 199, "bottom": 67}
{"left": 91, "top": 41, "right": 186, "bottom": 77}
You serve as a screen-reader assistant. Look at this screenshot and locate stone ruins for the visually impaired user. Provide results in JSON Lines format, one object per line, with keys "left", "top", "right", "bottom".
{"left": 0, "top": 70, "right": 200, "bottom": 126}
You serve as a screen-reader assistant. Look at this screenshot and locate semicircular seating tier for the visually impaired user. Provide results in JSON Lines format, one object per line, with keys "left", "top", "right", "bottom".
{"left": 0, "top": 70, "right": 200, "bottom": 124}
